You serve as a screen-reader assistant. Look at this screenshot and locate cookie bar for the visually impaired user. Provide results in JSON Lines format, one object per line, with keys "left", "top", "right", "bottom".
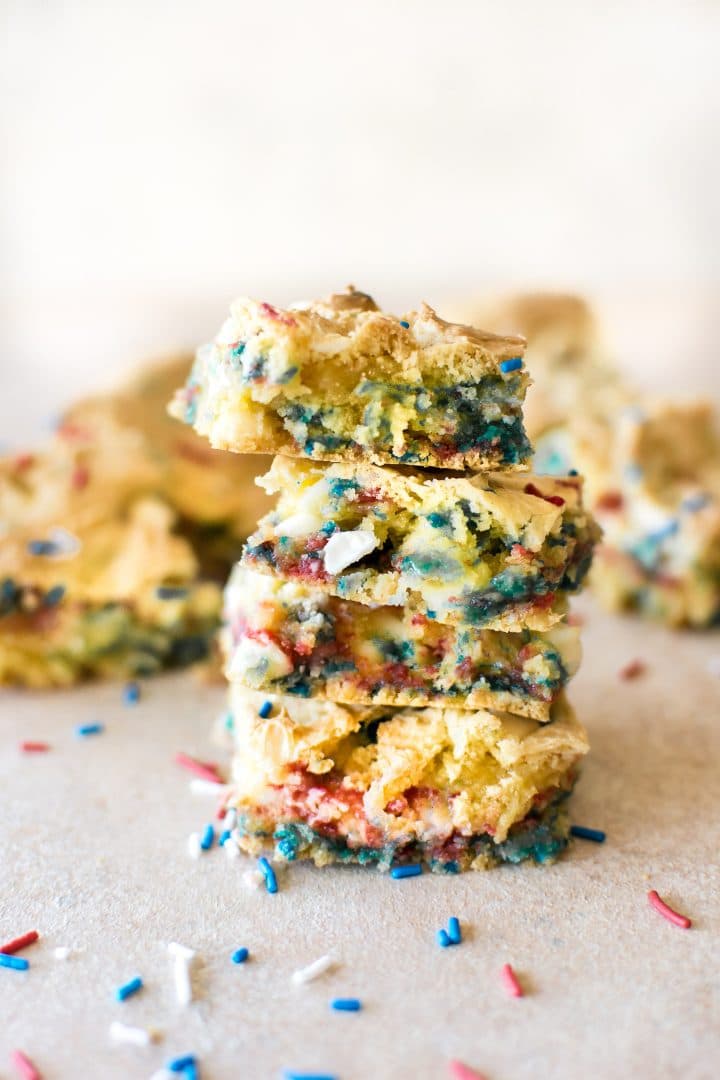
{"left": 0, "top": 497, "right": 219, "bottom": 687}
{"left": 168, "top": 287, "right": 533, "bottom": 470}
{"left": 443, "top": 292, "right": 625, "bottom": 443}
{"left": 222, "top": 686, "right": 588, "bottom": 872}
{"left": 64, "top": 353, "right": 272, "bottom": 571}
{"left": 222, "top": 566, "right": 581, "bottom": 720}
{"left": 243, "top": 456, "right": 599, "bottom": 632}
{"left": 579, "top": 402, "right": 720, "bottom": 626}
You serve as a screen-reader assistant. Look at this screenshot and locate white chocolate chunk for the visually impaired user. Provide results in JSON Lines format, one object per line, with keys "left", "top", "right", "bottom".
{"left": 322, "top": 529, "right": 378, "bottom": 575}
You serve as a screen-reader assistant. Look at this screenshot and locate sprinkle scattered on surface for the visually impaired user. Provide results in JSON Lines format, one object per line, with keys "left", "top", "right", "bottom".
{"left": 231, "top": 948, "right": 249, "bottom": 965}
{"left": 619, "top": 658, "right": 646, "bottom": 681}
{"left": 168, "top": 943, "right": 195, "bottom": 1007}
{"left": 448, "top": 1061, "right": 489, "bottom": 1080}
{"left": 0, "top": 931, "right": 39, "bottom": 956}
{"left": 437, "top": 929, "right": 452, "bottom": 948}
{"left": 175, "top": 752, "right": 223, "bottom": 785}
{"left": 9, "top": 1049, "right": 42, "bottom": 1080}
{"left": 0, "top": 954, "right": 30, "bottom": 971}
{"left": 447, "top": 917, "right": 462, "bottom": 945}
{"left": 167, "top": 1054, "right": 197, "bottom": 1073}
{"left": 390, "top": 864, "right": 422, "bottom": 879}
{"left": 123, "top": 681, "right": 141, "bottom": 705}
{"left": 187, "top": 833, "right": 202, "bottom": 859}
{"left": 115, "top": 975, "right": 144, "bottom": 1002}
{"left": 53, "top": 946, "right": 71, "bottom": 960}
{"left": 570, "top": 825, "right": 606, "bottom": 843}
{"left": 258, "top": 856, "right": 278, "bottom": 894}
{"left": 291, "top": 955, "right": 334, "bottom": 985}
{"left": 648, "top": 890, "right": 692, "bottom": 929}
{"left": 499, "top": 356, "right": 523, "bottom": 374}
{"left": 258, "top": 699, "right": 273, "bottom": 719}
{"left": 19, "top": 741, "right": 50, "bottom": 753}
{"left": 283, "top": 1073, "right": 338, "bottom": 1080}
{"left": 109, "top": 1020, "right": 154, "bottom": 1047}
{"left": 500, "top": 963, "right": 523, "bottom": 998}
{"left": 199, "top": 824, "right": 215, "bottom": 851}
{"left": 219, "top": 829, "right": 232, "bottom": 846}
{"left": 75, "top": 722, "right": 103, "bottom": 737}
{"left": 330, "top": 997, "right": 361, "bottom": 1012}
{"left": 189, "top": 778, "right": 230, "bottom": 798}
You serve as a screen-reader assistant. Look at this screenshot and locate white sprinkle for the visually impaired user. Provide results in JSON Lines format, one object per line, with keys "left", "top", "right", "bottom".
{"left": 53, "top": 946, "right": 71, "bottom": 960}
{"left": 189, "top": 778, "right": 230, "bottom": 797}
{"left": 187, "top": 832, "right": 202, "bottom": 859}
{"left": 322, "top": 529, "right": 378, "bottom": 575}
{"left": 173, "top": 956, "right": 193, "bottom": 1006}
{"left": 47, "top": 526, "right": 82, "bottom": 558}
{"left": 707, "top": 656, "right": 720, "bottom": 678}
{"left": 222, "top": 807, "right": 238, "bottom": 829}
{"left": 291, "top": 954, "right": 335, "bottom": 985}
{"left": 242, "top": 868, "right": 264, "bottom": 888}
{"left": 148, "top": 1071, "right": 173, "bottom": 1080}
{"left": 224, "top": 838, "right": 241, "bottom": 861}
{"left": 168, "top": 941, "right": 196, "bottom": 961}
{"left": 109, "top": 1021, "right": 154, "bottom": 1047}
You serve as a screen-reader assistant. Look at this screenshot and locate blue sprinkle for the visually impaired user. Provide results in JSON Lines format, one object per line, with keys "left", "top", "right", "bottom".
{"left": 123, "top": 681, "right": 141, "bottom": 706}
{"left": 570, "top": 825, "right": 606, "bottom": 843}
{"left": 390, "top": 864, "right": 422, "bottom": 879}
{"left": 167, "top": 1054, "right": 197, "bottom": 1073}
{"left": 436, "top": 929, "right": 452, "bottom": 948}
{"left": 330, "top": 997, "right": 362, "bottom": 1011}
{"left": 231, "top": 947, "right": 249, "bottom": 964}
{"left": 284, "top": 1074, "right": 338, "bottom": 1080}
{"left": 399, "top": 320, "right": 410, "bottom": 329}
{"left": 499, "top": 357, "right": 523, "bottom": 374}
{"left": 75, "top": 722, "right": 103, "bottom": 737}
{"left": 258, "top": 856, "right": 278, "bottom": 893}
{"left": 219, "top": 829, "right": 232, "bottom": 846}
{"left": 199, "top": 824, "right": 215, "bottom": 850}
{"left": 156, "top": 585, "right": 189, "bottom": 600}
{"left": 115, "top": 975, "right": 143, "bottom": 1001}
{"left": 45, "top": 584, "right": 66, "bottom": 606}
{"left": 0, "top": 953, "right": 29, "bottom": 971}
{"left": 682, "top": 493, "right": 710, "bottom": 513}
{"left": 568, "top": 469, "right": 579, "bottom": 477}
{"left": 447, "top": 916, "right": 462, "bottom": 944}
{"left": 27, "top": 539, "right": 59, "bottom": 556}
{"left": 258, "top": 700, "right": 273, "bottom": 719}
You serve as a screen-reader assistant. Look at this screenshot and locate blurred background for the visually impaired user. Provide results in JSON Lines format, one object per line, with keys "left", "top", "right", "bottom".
{"left": 2, "top": 0, "right": 718, "bottom": 442}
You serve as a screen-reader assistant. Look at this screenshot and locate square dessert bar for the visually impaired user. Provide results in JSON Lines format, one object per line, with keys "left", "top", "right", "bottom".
{"left": 0, "top": 497, "right": 219, "bottom": 687}
{"left": 579, "top": 402, "right": 720, "bottom": 626}
{"left": 222, "top": 686, "right": 588, "bottom": 872}
{"left": 168, "top": 287, "right": 533, "bottom": 471}
{"left": 222, "top": 566, "right": 581, "bottom": 721}
{"left": 243, "top": 456, "right": 600, "bottom": 632}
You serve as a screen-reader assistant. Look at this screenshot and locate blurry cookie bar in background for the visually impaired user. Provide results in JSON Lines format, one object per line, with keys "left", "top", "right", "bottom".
{"left": 444, "top": 292, "right": 720, "bottom": 627}
{"left": 169, "top": 287, "right": 533, "bottom": 471}
{"left": 0, "top": 354, "right": 270, "bottom": 687}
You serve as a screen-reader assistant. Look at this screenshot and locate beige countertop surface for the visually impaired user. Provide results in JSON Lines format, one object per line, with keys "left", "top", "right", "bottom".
{"left": 1, "top": 597, "right": 719, "bottom": 1080}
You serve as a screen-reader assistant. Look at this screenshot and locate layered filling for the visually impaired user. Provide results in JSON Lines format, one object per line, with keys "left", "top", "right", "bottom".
{"left": 0, "top": 497, "right": 221, "bottom": 687}
{"left": 169, "top": 290, "right": 532, "bottom": 470}
{"left": 244, "top": 457, "right": 599, "bottom": 630}
{"left": 0, "top": 581, "right": 220, "bottom": 688}
{"left": 223, "top": 566, "right": 581, "bottom": 720}
{"left": 225, "top": 688, "right": 587, "bottom": 871}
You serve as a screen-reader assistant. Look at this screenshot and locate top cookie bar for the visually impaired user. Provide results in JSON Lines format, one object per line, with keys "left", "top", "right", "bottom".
{"left": 168, "top": 287, "right": 531, "bottom": 470}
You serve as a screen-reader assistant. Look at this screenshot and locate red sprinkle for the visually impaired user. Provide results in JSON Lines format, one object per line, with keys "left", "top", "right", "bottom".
{"left": 71, "top": 465, "right": 90, "bottom": 490}
{"left": 619, "top": 659, "right": 646, "bottom": 681}
{"left": 524, "top": 482, "right": 565, "bottom": 507}
{"left": 174, "top": 752, "right": 224, "bottom": 785}
{"left": 448, "top": 1063, "right": 488, "bottom": 1080}
{"left": 596, "top": 491, "right": 624, "bottom": 512}
{"left": 20, "top": 741, "right": 50, "bottom": 753}
{"left": 13, "top": 453, "right": 35, "bottom": 473}
{"left": 500, "top": 962, "right": 524, "bottom": 997}
{"left": 10, "top": 1050, "right": 42, "bottom": 1080}
{"left": 0, "top": 931, "right": 39, "bottom": 955}
{"left": 648, "top": 890, "right": 692, "bottom": 929}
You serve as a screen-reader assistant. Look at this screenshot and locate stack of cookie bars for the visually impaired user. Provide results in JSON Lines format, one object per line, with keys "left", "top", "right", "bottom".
{"left": 170, "top": 288, "right": 600, "bottom": 872}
